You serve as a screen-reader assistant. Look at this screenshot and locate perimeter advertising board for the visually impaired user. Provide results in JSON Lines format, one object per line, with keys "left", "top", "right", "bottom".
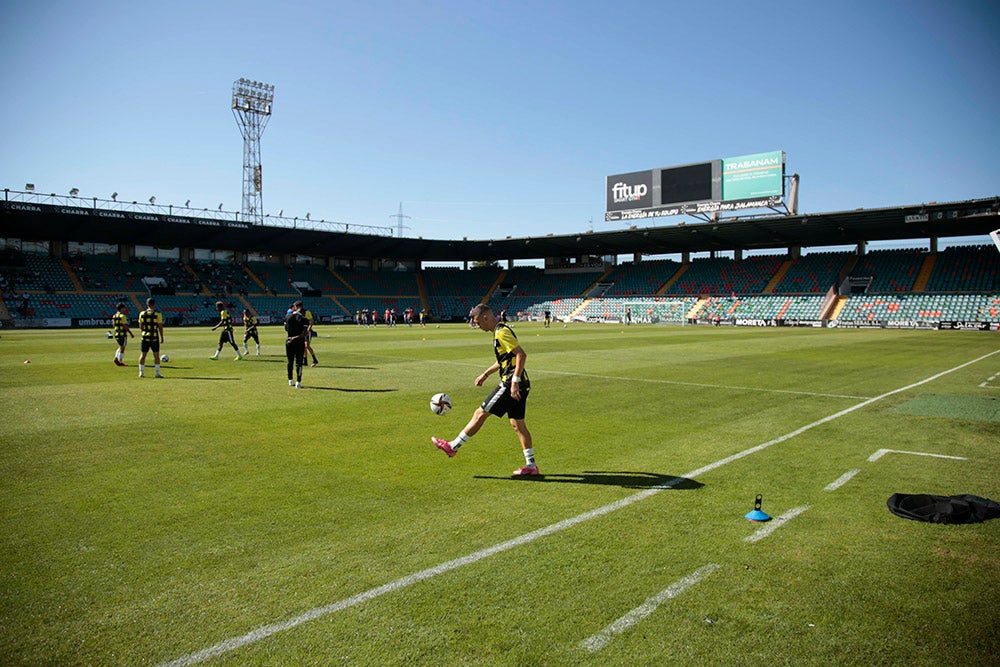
{"left": 606, "top": 150, "right": 784, "bottom": 221}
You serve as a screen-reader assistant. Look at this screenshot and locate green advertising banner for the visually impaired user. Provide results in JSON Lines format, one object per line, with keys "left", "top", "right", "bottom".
{"left": 722, "top": 151, "right": 783, "bottom": 201}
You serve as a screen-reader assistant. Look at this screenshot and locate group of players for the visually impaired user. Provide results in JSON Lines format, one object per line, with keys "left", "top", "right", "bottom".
{"left": 111, "top": 298, "right": 539, "bottom": 476}
{"left": 110, "top": 298, "right": 320, "bottom": 380}
{"left": 354, "top": 306, "right": 426, "bottom": 327}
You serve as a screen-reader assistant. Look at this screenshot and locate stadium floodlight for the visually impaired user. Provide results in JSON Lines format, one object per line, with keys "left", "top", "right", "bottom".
{"left": 185, "top": 199, "right": 191, "bottom": 207}
{"left": 149, "top": 196, "right": 156, "bottom": 204}
{"left": 277, "top": 209, "right": 283, "bottom": 217}
{"left": 111, "top": 192, "right": 117, "bottom": 201}
{"left": 218, "top": 203, "right": 224, "bottom": 211}
{"left": 306, "top": 212, "right": 310, "bottom": 220}
{"left": 232, "top": 77, "right": 275, "bottom": 226}
{"left": 69, "top": 188, "right": 79, "bottom": 196}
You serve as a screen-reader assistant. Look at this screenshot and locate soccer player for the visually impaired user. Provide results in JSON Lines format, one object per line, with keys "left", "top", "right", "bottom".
{"left": 137, "top": 297, "right": 164, "bottom": 378}
{"left": 284, "top": 300, "right": 308, "bottom": 388}
{"left": 432, "top": 303, "right": 539, "bottom": 476}
{"left": 303, "top": 305, "right": 319, "bottom": 367}
{"left": 242, "top": 308, "right": 260, "bottom": 356}
{"left": 210, "top": 301, "right": 243, "bottom": 360}
{"left": 112, "top": 302, "right": 134, "bottom": 366}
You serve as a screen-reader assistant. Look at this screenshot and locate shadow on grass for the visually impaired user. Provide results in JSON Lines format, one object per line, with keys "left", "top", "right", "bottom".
{"left": 299, "top": 386, "right": 397, "bottom": 393}
{"left": 474, "top": 471, "right": 703, "bottom": 490}
{"left": 160, "top": 376, "right": 241, "bottom": 381}
{"left": 249, "top": 358, "right": 378, "bottom": 370}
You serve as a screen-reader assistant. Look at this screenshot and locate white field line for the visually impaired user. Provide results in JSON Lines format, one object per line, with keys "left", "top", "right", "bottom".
{"left": 825, "top": 469, "right": 861, "bottom": 491}
{"left": 159, "top": 348, "right": 999, "bottom": 667}
{"left": 744, "top": 505, "right": 811, "bottom": 543}
{"left": 579, "top": 564, "right": 721, "bottom": 654}
{"left": 867, "top": 448, "right": 969, "bottom": 462}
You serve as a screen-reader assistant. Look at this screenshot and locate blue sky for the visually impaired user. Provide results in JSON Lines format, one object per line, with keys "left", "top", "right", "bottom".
{"left": 1, "top": 0, "right": 998, "bottom": 247}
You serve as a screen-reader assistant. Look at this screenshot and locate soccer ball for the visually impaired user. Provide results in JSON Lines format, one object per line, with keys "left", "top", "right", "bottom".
{"left": 160, "top": 354, "right": 169, "bottom": 363}
{"left": 430, "top": 392, "right": 452, "bottom": 415}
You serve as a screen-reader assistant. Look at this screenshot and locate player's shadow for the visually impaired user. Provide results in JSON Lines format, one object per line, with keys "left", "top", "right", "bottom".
{"left": 300, "top": 386, "right": 396, "bottom": 393}
{"left": 163, "top": 376, "right": 241, "bottom": 381}
{"left": 474, "top": 471, "right": 703, "bottom": 490}
{"left": 251, "top": 358, "right": 378, "bottom": 371}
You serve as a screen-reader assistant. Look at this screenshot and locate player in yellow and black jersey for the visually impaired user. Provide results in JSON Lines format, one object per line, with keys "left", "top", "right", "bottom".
{"left": 242, "top": 309, "right": 260, "bottom": 356}
{"left": 112, "top": 302, "right": 134, "bottom": 366}
{"left": 432, "top": 303, "right": 539, "bottom": 476}
{"left": 210, "top": 301, "right": 244, "bottom": 360}
{"left": 303, "top": 306, "right": 319, "bottom": 367}
{"left": 137, "top": 297, "right": 164, "bottom": 378}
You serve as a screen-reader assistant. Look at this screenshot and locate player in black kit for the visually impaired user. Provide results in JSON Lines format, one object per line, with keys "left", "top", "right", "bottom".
{"left": 284, "top": 301, "right": 308, "bottom": 388}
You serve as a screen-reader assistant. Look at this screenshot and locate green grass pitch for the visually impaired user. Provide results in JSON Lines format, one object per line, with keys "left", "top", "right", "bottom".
{"left": 1, "top": 323, "right": 998, "bottom": 665}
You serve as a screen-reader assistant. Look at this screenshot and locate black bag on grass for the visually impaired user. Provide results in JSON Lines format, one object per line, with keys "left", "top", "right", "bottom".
{"left": 887, "top": 493, "right": 1000, "bottom": 524}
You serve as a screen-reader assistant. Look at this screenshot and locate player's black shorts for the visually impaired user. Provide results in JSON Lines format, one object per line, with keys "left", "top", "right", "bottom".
{"left": 286, "top": 338, "right": 306, "bottom": 361}
{"left": 115, "top": 335, "right": 127, "bottom": 347}
{"left": 141, "top": 339, "right": 160, "bottom": 354}
{"left": 219, "top": 330, "right": 235, "bottom": 346}
{"left": 481, "top": 383, "right": 529, "bottom": 420}
{"left": 244, "top": 330, "right": 259, "bottom": 343}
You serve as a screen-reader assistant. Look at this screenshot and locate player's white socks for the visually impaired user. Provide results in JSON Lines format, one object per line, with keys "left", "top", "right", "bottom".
{"left": 452, "top": 431, "right": 471, "bottom": 449}
{"left": 523, "top": 448, "right": 536, "bottom": 468}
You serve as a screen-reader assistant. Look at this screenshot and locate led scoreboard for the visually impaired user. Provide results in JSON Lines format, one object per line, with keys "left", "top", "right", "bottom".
{"left": 606, "top": 150, "right": 785, "bottom": 221}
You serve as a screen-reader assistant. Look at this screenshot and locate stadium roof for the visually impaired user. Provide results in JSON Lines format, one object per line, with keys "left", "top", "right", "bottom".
{"left": 2, "top": 195, "right": 998, "bottom": 262}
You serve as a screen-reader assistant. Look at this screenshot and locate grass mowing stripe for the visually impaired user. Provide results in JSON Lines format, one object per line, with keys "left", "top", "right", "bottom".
{"left": 159, "top": 348, "right": 999, "bottom": 666}
{"left": 578, "top": 563, "right": 722, "bottom": 654}
{"left": 534, "top": 368, "right": 873, "bottom": 400}
{"left": 358, "top": 352, "right": 874, "bottom": 400}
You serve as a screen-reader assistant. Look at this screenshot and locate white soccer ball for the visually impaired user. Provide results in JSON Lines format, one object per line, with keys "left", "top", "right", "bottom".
{"left": 160, "top": 354, "right": 169, "bottom": 363}
{"left": 430, "top": 392, "right": 452, "bottom": 415}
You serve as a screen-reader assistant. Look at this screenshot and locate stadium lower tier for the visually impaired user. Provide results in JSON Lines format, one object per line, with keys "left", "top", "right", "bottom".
{"left": 3, "top": 291, "right": 998, "bottom": 328}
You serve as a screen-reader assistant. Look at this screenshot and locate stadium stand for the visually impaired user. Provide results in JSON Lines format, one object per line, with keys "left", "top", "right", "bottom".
{"left": 335, "top": 268, "right": 419, "bottom": 297}
{"left": 925, "top": 244, "right": 1000, "bottom": 292}
{"left": 772, "top": 252, "right": 852, "bottom": 294}
{"left": 851, "top": 248, "right": 925, "bottom": 293}
{"left": 423, "top": 266, "right": 501, "bottom": 320}
{"left": 602, "top": 259, "right": 681, "bottom": 296}
{"left": 245, "top": 261, "right": 289, "bottom": 294}
{"left": 664, "top": 255, "right": 785, "bottom": 296}
{"left": 22, "top": 252, "right": 76, "bottom": 291}
{"left": 3, "top": 244, "right": 999, "bottom": 328}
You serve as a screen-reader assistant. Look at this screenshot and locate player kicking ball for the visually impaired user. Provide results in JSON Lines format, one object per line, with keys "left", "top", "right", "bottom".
{"left": 432, "top": 303, "right": 539, "bottom": 477}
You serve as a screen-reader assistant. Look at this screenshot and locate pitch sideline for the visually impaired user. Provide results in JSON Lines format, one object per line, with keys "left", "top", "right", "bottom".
{"left": 159, "top": 349, "right": 998, "bottom": 666}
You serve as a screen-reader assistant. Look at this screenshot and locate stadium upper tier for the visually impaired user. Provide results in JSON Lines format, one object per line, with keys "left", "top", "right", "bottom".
{"left": 2, "top": 246, "right": 999, "bottom": 326}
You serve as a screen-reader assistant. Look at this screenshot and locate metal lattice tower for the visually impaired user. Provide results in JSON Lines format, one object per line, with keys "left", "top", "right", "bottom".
{"left": 231, "top": 78, "right": 274, "bottom": 225}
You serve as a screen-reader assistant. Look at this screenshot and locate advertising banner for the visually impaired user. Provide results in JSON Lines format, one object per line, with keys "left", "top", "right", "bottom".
{"left": 722, "top": 151, "right": 784, "bottom": 201}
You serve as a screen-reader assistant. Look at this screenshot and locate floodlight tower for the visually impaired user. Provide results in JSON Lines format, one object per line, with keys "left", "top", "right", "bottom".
{"left": 231, "top": 78, "right": 275, "bottom": 225}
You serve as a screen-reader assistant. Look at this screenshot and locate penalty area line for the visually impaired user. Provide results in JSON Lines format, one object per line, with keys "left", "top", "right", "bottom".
{"left": 158, "top": 348, "right": 999, "bottom": 666}
{"left": 579, "top": 563, "right": 721, "bottom": 653}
